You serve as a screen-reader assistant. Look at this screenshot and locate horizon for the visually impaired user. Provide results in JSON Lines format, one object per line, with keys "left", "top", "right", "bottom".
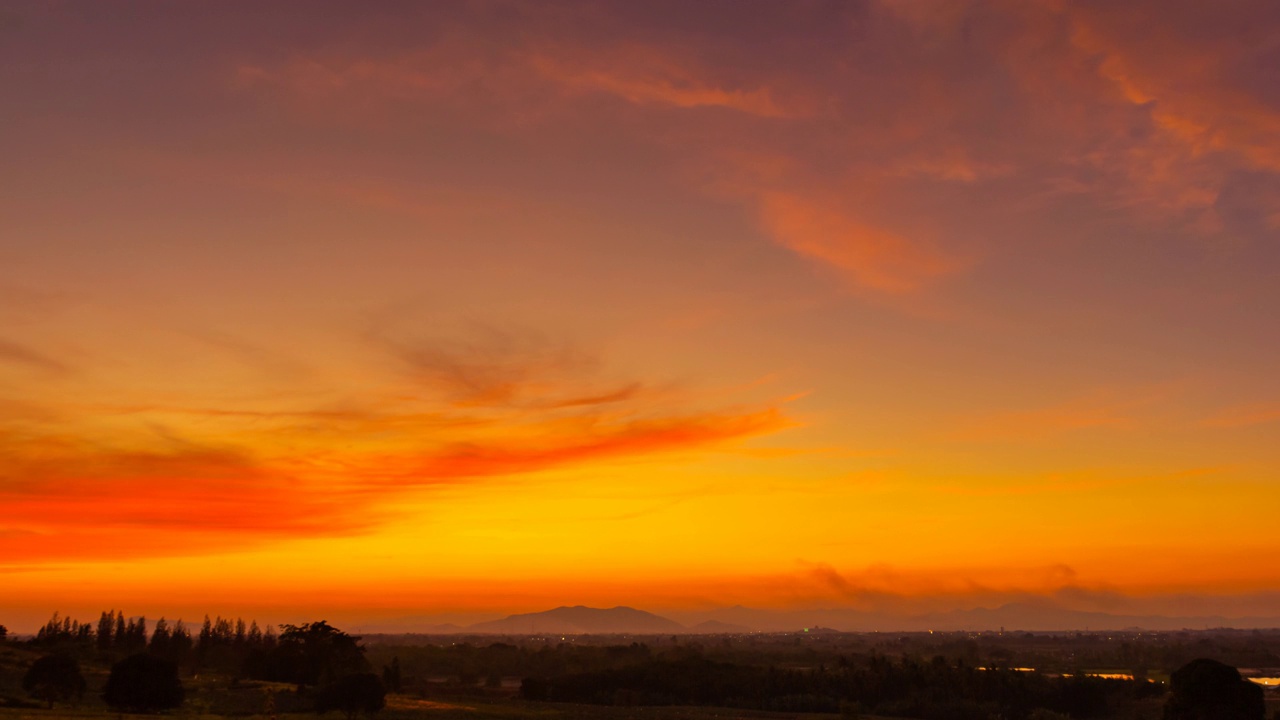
{"left": 10, "top": 598, "right": 1280, "bottom": 637}
{"left": 4, "top": 1, "right": 1280, "bottom": 635}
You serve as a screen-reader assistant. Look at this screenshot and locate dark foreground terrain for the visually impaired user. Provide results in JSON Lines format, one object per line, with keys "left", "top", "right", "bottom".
{"left": 3, "top": 618, "right": 1279, "bottom": 720}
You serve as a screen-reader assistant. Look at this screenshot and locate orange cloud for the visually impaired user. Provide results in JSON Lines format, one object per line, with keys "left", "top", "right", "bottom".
{"left": 0, "top": 406, "right": 785, "bottom": 563}
{"left": 756, "top": 191, "right": 961, "bottom": 294}
{"left": 407, "top": 409, "right": 787, "bottom": 481}
{"left": 530, "top": 49, "right": 796, "bottom": 118}
{"left": 0, "top": 329, "right": 791, "bottom": 562}
{"left": 0, "top": 338, "right": 68, "bottom": 374}
{"left": 1201, "top": 402, "right": 1280, "bottom": 429}
{"left": 0, "top": 444, "right": 372, "bottom": 562}
{"left": 1067, "top": 3, "right": 1280, "bottom": 175}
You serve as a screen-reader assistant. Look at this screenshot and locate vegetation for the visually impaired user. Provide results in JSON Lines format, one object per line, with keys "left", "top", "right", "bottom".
{"left": 521, "top": 652, "right": 1164, "bottom": 719}
{"left": 2, "top": 612, "right": 1279, "bottom": 720}
{"left": 317, "top": 673, "right": 387, "bottom": 720}
{"left": 102, "top": 653, "right": 185, "bottom": 713}
{"left": 257, "top": 621, "right": 369, "bottom": 687}
{"left": 21, "top": 654, "right": 85, "bottom": 708}
{"left": 1163, "top": 658, "right": 1265, "bottom": 720}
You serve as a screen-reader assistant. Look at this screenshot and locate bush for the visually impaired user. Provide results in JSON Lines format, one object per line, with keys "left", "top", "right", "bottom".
{"left": 1164, "top": 658, "right": 1264, "bottom": 720}
{"left": 22, "top": 654, "right": 86, "bottom": 708}
{"left": 103, "top": 653, "right": 185, "bottom": 713}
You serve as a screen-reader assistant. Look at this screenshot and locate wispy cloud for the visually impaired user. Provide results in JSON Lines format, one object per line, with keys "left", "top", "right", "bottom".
{"left": 530, "top": 48, "right": 798, "bottom": 118}
{"left": 1201, "top": 401, "right": 1280, "bottom": 428}
{"left": 946, "top": 388, "right": 1171, "bottom": 443}
{"left": 755, "top": 191, "right": 963, "bottom": 294}
{"left": 0, "top": 325, "right": 791, "bottom": 562}
{"left": 0, "top": 338, "right": 68, "bottom": 374}
{"left": 405, "top": 409, "right": 786, "bottom": 481}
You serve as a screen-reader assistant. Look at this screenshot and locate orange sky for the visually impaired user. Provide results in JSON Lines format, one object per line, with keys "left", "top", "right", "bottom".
{"left": 3, "top": 0, "right": 1280, "bottom": 632}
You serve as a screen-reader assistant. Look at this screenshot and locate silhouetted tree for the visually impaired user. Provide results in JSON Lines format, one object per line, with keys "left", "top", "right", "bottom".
{"left": 1164, "top": 658, "right": 1264, "bottom": 720}
{"left": 198, "top": 615, "right": 214, "bottom": 657}
{"left": 382, "top": 657, "right": 402, "bottom": 693}
{"left": 33, "top": 612, "right": 95, "bottom": 648}
{"left": 149, "top": 618, "right": 171, "bottom": 657}
{"left": 262, "top": 621, "right": 368, "bottom": 687}
{"left": 125, "top": 616, "right": 147, "bottom": 653}
{"left": 22, "top": 654, "right": 86, "bottom": 708}
{"left": 114, "top": 611, "right": 126, "bottom": 650}
{"left": 0, "top": 624, "right": 7, "bottom": 641}
{"left": 317, "top": 673, "right": 385, "bottom": 720}
{"left": 169, "top": 620, "right": 194, "bottom": 665}
{"left": 97, "top": 611, "right": 115, "bottom": 652}
{"left": 103, "top": 653, "right": 185, "bottom": 713}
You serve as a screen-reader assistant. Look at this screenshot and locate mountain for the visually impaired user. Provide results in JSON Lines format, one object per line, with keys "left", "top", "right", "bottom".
{"left": 467, "top": 606, "right": 686, "bottom": 635}
{"left": 671, "top": 605, "right": 881, "bottom": 632}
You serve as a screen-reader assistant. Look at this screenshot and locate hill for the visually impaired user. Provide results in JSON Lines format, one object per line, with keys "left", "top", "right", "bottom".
{"left": 467, "top": 606, "right": 686, "bottom": 635}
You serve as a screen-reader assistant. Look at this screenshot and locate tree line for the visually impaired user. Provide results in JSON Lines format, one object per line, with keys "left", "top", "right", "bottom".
{"left": 29, "top": 609, "right": 279, "bottom": 670}
{"left": 12, "top": 613, "right": 388, "bottom": 718}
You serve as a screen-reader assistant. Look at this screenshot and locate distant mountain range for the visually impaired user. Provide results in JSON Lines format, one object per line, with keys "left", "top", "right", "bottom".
{"left": 360, "top": 602, "right": 1280, "bottom": 636}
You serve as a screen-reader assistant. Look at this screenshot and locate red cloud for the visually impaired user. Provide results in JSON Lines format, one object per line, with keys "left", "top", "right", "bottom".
{"left": 0, "top": 399, "right": 788, "bottom": 562}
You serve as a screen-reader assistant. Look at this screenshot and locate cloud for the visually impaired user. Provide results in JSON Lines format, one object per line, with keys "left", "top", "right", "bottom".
{"left": 376, "top": 324, "right": 616, "bottom": 409}
{"left": 1201, "top": 401, "right": 1280, "bottom": 428}
{"left": 756, "top": 191, "right": 962, "bottom": 294}
{"left": 0, "top": 406, "right": 785, "bottom": 561}
{"left": 0, "top": 338, "right": 68, "bottom": 374}
{"left": 0, "top": 442, "right": 377, "bottom": 562}
{"left": 222, "top": 0, "right": 1280, "bottom": 303}
{"left": 800, "top": 560, "right": 860, "bottom": 596}
{"left": 530, "top": 48, "right": 797, "bottom": 118}
{"left": 405, "top": 409, "right": 787, "bottom": 481}
{"left": 229, "top": 24, "right": 966, "bottom": 296}
{"left": 0, "top": 326, "right": 791, "bottom": 562}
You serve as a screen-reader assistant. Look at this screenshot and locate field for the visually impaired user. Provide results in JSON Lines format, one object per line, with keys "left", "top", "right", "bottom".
{"left": 4, "top": 635, "right": 1279, "bottom": 720}
{"left": 1, "top": 642, "right": 861, "bottom": 720}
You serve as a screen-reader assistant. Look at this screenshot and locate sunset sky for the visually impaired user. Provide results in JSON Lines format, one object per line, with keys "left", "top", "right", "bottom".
{"left": 3, "top": 0, "right": 1280, "bottom": 632}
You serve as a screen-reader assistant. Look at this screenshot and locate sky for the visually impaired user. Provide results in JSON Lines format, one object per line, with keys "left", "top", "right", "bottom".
{"left": 2, "top": 0, "right": 1280, "bottom": 633}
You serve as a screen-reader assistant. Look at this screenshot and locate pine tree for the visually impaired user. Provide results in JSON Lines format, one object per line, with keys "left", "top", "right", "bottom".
{"left": 150, "top": 618, "right": 171, "bottom": 657}
{"left": 114, "top": 611, "right": 126, "bottom": 649}
{"left": 97, "top": 611, "right": 115, "bottom": 652}
{"left": 198, "top": 616, "right": 214, "bottom": 653}
{"left": 133, "top": 616, "right": 148, "bottom": 652}
{"left": 170, "top": 621, "right": 193, "bottom": 664}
